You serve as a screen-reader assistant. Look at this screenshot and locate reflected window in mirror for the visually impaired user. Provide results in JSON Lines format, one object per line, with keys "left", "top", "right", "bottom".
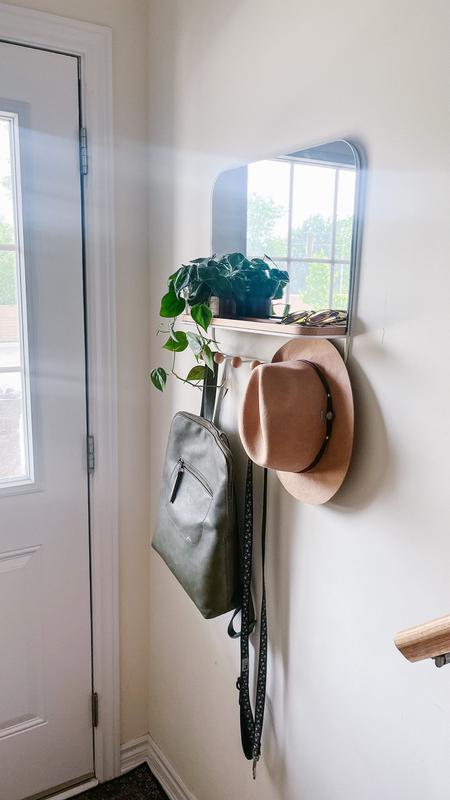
{"left": 212, "top": 140, "right": 361, "bottom": 326}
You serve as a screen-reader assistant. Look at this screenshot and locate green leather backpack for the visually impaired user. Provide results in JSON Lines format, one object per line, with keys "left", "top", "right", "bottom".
{"left": 152, "top": 367, "right": 241, "bottom": 619}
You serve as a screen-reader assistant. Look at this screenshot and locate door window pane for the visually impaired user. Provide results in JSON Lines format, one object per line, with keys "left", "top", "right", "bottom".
{"left": 0, "top": 113, "right": 33, "bottom": 487}
{"left": 0, "top": 118, "right": 15, "bottom": 245}
{"left": 0, "top": 372, "right": 27, "bottom": 481}
{"left": 0, "top": 250, "right": 20, "bottom": 369}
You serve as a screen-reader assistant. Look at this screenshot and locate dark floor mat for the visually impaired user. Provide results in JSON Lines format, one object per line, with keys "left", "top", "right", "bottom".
{"left": 76, "top": 764, "right": 169, "bottom": 800}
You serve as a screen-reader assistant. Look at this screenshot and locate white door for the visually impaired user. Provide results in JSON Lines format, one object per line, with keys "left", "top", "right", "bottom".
{"left": 0, "top": 43, "right": 93, "bottom": 800}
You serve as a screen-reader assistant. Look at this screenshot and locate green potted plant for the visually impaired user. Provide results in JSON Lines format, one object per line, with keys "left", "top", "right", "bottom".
{"left": 150, "top": 252, "right": 289, "bottom": 391}
{"left": 166, "top": 252, "right": 289, "bottom": 320}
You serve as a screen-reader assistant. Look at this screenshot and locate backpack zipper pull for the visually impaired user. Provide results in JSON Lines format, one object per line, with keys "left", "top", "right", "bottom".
{"left": 170, "top": 459, "right": 184, "bottom": 503}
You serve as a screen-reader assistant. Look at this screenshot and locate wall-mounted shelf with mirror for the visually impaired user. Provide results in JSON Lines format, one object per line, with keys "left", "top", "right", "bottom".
{"left": 206, "top": 138, "right": 364, "bottom": 339}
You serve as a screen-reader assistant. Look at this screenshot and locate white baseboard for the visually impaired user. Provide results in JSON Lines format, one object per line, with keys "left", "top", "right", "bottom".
{"left": 120, "top": 735, "right": 197, "bottom": 800}
{"left": 49, "top": 779, "right": 98, "bottom": 800}
{"left": 120, "top": 735, "right": 151, "bottom": 775}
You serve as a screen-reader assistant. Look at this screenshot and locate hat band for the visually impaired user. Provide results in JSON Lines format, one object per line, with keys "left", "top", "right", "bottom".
{"left": 297, "top": 360, "right": 334, "bottom": 473}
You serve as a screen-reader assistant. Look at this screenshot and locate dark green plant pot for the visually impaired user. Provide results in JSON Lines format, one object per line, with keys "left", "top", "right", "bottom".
{"left": 236, "top": 298, "right": 272, "bottom": 318}
{"left": 220, "top": 297, "right": 237, "bottom": 318}
{"left": 209, "top": 296, "right": 236, "bottom": 318}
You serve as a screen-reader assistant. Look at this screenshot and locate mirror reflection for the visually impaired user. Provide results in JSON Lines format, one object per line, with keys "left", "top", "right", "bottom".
{"left": 212, "top": 140, "right": 360, "bottom": 322}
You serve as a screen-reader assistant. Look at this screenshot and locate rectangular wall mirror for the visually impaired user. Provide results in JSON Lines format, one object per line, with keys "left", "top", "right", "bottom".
{"left": 212, "top": 139, "right": 363, "bottom": 335}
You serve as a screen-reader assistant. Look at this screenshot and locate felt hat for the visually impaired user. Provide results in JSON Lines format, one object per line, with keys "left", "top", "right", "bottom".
{"left": 239, "top": 338, "right": 354, "bottom": 504}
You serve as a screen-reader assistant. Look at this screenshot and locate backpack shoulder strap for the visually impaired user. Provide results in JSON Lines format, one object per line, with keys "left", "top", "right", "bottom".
{"left": 200, "top": 362, "right": 218, "bottom": 421}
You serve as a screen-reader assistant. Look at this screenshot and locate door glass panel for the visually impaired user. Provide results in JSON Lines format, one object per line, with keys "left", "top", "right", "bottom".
{"left": 0, "top": 112, "right": 33, "bottom": 487}
{"left": 0, "top": 372, "right": 27, "bottom": 481}
{"left": 0, "top": 250, "right": 20, "bottom": 367}
{"left": 0, "top": 118, "right": 15, "bottom": 245}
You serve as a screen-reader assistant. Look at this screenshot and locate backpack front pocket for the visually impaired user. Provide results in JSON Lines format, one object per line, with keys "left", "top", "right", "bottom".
{"left": 166, "top": 458, "right": 213, "bottom": 544}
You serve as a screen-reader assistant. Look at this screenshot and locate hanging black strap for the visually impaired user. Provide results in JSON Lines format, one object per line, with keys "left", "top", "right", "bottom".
{"left": 236, "top": 459, "right": 268, "bottom": 778}
{"left": 200, "top": 362, "right": 218, "bottom": 421}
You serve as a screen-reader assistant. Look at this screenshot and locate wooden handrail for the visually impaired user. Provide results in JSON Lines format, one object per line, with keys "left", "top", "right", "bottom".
{"left": 395, "top": 615, "right": 450, "bottom": 663}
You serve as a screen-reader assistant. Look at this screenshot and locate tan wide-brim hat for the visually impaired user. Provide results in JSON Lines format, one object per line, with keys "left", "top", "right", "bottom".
{"left": 239, "top": 338, "right": 354, "bottom": 505}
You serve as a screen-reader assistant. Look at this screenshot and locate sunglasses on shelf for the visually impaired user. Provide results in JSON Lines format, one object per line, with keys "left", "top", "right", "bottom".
{"left": 279, "top": 309, "right": 347, "bottom": 327}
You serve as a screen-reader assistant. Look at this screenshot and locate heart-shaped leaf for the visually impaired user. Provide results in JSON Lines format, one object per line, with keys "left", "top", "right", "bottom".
{"left": 191, "top": 303, "right": 212, "bottom": 332}
{"left": 251, "top": 257, "right": 270, "bottom": 270}
{"left": 160, "top": 289, "right": 186, "bottom": 318}
{"left": 190, "top": 256, "right": 211, "bottom": 265}
{"left": 186, "top": 331, "right": 204, "bottom": 355}
{"left": 163, "top": 331, "right": 188, "bottom": 352}
{"left": 269, "top": 267, "right": 289, "bottom": 283}
{"left": 173, "top": 266, "right": 192, "bottom": 297}
{"left": 186, "top": 365, "right": 206, "bottom": 382}
{"left": 187, "top": 282, "right": 211, "bottom": 306}
{"left": 202, "top": 345, "right": 215, "bottom": 373}
{"left": 226, "top": 252, "right": 246, "bottom": 269}
{"left": 204, "top": 275, "right": 232, "bottom": 298}
{"left": 150, "top": 367, "right": 167, "bottom": 392}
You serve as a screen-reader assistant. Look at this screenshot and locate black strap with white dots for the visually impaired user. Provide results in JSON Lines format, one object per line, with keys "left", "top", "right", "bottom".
{"left": 236, "top": 460, "right": 268, "bottom": 779}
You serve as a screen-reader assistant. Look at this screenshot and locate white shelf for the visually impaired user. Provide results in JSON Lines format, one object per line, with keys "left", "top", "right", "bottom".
{"left": 181, "top": 315, "right": 347, "bottom": 339}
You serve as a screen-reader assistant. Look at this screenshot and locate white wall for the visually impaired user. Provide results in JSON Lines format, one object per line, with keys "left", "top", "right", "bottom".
{"left": 148, "top": 1, "right": 450, "bottom": 799}
{"left": 3, "top": 0, "right": 151, "bottom": 745}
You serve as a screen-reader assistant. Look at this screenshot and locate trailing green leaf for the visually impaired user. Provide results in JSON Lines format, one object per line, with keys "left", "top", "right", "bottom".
{"left": 160, "top": 289, "right": 186, "bottom": 318}
{"left": 202, "top": 345, "right": 215, "bottom": 373}
{"left": 163, "top": 331, "right": 188, "bottom": 352}
{"left": 186, "top": 365, "right": 206, "bottom": 382}
{"left": 173, "top": 265, "right": 192, "bottom": 297}
{"left": 150, "top": 367, "right": 167, "bottom": 392}
{"left": 186, "top": 331, "right": 204, "bottom": 355}
{"left": 191, "top": 303, "right": 212, "bottom": 332}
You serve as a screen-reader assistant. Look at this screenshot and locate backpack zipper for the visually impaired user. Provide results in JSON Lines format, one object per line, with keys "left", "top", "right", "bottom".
{"left": 170, "top": 458, "right": 213, "bottom": 503}
{"left": 174, "top": 413, "right": 235, "bottom": 522}
{"left": 170, "top": 459, "right": 184, "bottom": 503}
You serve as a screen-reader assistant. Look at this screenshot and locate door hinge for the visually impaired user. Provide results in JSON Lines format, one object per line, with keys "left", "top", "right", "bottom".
{"left": 80, "top": 127, "right": 88, "bottom": 176}
{"left": 91, "top": 691, "right": 99, "bottom": 728}
{"left": 87, "top": 434, "right": 95, "bottom": 474}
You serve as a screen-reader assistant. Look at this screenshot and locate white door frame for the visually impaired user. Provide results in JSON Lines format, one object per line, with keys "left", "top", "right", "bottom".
{"left": 0, "top": 2, "right": 120, "bottom": 784}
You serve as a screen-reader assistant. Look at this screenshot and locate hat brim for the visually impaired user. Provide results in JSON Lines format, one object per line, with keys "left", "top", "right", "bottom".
{"left": 271, "top": 338, "right": 354, "bottom": 505}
